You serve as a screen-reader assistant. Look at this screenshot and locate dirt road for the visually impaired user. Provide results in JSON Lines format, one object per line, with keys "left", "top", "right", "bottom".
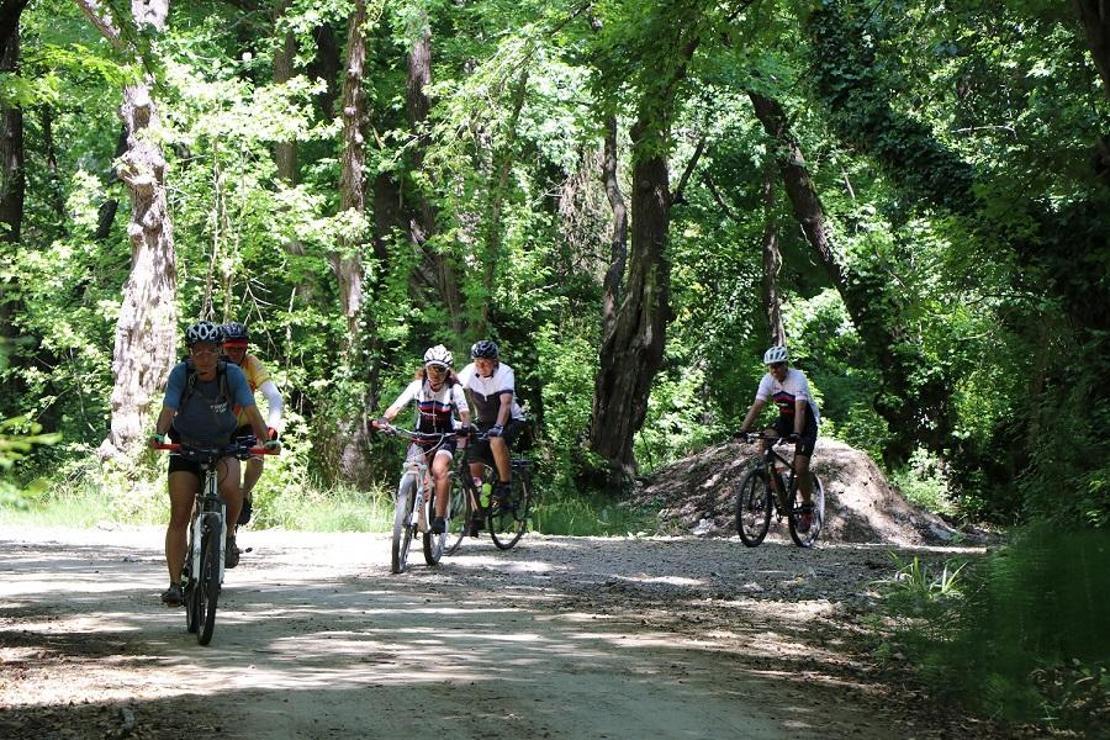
{"left": 0, "top": 524, "right": 996, "bottom": 739}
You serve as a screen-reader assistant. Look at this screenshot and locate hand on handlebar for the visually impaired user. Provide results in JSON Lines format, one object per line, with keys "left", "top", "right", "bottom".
{"left": 150, "top": 432, "right": 167, "bottom": 448}
{"left": 733, "top": 429, "right": 751, "bottom": 443}
{"left": 487, "top": 424, "right": 503, "bottom": 438}
{"left": 263, "top": 439, "right": 281, "bottom": 452}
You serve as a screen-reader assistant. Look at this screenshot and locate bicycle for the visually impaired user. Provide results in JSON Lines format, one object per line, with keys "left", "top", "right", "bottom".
{"left": 446, "top": 433, "right": 535, "bottom": 552}
{"left": 734, "top": 432, "right": 825, "bottom": 548}
{"left": 375, "top": 424, "right": 461, "bottom": 574}
{"left": 153, "top": 440, "right": 276, "bottom": 645}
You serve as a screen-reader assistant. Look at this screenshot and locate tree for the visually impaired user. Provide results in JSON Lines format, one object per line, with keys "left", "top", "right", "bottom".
{"left": 76, "top": 0, "right": 178, "bottom": 458}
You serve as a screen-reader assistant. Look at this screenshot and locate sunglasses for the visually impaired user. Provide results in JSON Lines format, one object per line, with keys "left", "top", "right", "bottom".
{"left": 426, "top": 363, "right": 448, "bottom": 373}
{"left": 770, "top": 362, "right": 787, "bottom": 370}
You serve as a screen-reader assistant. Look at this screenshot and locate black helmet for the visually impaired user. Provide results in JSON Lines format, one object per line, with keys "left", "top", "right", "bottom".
{"left": 185, "top": 321, "right": 223, "bottom": 346}
{"left": 470, "top": 339, "right": 499, "bottom": 360}
{"left": 223, "top": 322, "right": 248, "bottom": 342}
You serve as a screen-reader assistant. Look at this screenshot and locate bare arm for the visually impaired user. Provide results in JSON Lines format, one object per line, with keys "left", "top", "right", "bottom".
{"left": 738, "top": 399, "right": 767, "bottom": 434}
{"left": 154, "top": 406, "right": 175, "bottom": 436}
{"left": 794, "top": 399, "right": 807, "bottom": 436}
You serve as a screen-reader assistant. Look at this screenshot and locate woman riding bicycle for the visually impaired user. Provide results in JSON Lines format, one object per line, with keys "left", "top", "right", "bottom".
{"left": 151, "top": 321, "right": 276, "bottom": 606}
{"left": 371, "top": 345, "right": 471, "bottom": 535}
{"left": 736, "top": 345, "right": 820, "bottom": 533}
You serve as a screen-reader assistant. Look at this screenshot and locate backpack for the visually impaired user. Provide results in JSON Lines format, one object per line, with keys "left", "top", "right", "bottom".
{"left": 179, "top": 359, "right": 232, "bottom": 412}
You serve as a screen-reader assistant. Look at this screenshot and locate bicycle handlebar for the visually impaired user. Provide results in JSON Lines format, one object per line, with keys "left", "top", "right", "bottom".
{"left": 739, "top": 432, "right": 796, "bottom": 445}
{"left": 152, "top": 442, "right": 279, "bottom": 458}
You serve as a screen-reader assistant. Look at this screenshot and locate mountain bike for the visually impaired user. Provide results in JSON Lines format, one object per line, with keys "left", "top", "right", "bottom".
{"left": 734, "top": 432, "right": 825, "bottom": 548}
{"left": 375, "top": 424, "right": 460, "bottom": 573}
{"left": 446, "top": 436, "right": 535, "bottom": 552}
{"left": 154, "top": 441, "right": 276, "bottom": 645}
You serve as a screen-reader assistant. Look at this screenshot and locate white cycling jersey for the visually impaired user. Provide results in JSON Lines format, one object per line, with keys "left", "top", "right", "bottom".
{"left": 755, "top": 368, "right": 820, "bottom": 426}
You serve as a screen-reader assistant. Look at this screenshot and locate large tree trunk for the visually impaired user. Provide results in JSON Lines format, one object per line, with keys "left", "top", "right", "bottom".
{"left": 404, "top": 16, "right": 464, "bottom": 337}
{"left": 0, "top": 0, "right": 28, "bottom": 243}
{"left": 476, "top": 67, "right": 529, "bottom": 333}
{"left": 1074, "top": 0, "right": 1110, "bottom": 98}
{"left": 759, "top": 160, "right": 785, "bottom": 345}
{"left": 332, "top": 0, "right": 366, "bottom": 342}
{"left": 749, "top": 90, "right": 950, "bottom": 464}
{"left": 600, "top": 115, "right": 628, "bottom": 341}
{"left": 272, "top": 0, "right": 297, "bottom": 183}
{"left": 589, "top": 118, "right": 672, "bottom": 480}
{"left": 76, "top": 0, "right": 179, "bottom": 459}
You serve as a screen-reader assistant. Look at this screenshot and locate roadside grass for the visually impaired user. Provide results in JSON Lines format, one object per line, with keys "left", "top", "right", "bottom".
{"left": 532, "top": 492, "right": 656, "bottom": 536}
{"left": 871, "top": 524, "right": 1110, "bottom": 734}
{"left": 1, "top": 465, "right": 656, "bottom": 538}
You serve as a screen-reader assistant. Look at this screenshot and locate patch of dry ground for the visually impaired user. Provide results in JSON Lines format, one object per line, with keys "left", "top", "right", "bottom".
{"left": 634, "top": 438, "right": 986, "bottom": 545}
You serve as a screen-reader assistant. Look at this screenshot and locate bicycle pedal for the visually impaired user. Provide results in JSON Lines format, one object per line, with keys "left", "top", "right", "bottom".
{"left": 243, "top": 547, "right": 253, "bottom": 553}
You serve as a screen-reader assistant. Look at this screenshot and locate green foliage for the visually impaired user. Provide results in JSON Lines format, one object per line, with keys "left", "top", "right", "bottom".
{"left": 881, "top": 523, "right": 1110, "bottom": 731}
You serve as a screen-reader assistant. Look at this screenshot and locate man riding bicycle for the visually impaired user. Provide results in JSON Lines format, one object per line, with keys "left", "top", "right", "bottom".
{"left": 221, "top": 321, "right": 283, "bottom": 529}
{"left": 152, "top": 321, "right": 277, "bottom": 606}
{"left": 457, "top": 339, "right": 527, "bottom": 535}
{"left": 736, "top": 345, "right": 820, "bottom": 533}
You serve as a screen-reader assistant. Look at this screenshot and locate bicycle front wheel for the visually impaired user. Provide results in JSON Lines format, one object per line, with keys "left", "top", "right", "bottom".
{"left": 788, "top": 472, "right": 825, "bottom": 548}
{"left": 489, "top": 469, "right": 531, "bottom": 551}
{"left": 391, "top": 474, "right": 417, "bottom": 574}
{"left": 423, "top": 480, "right": 447, "bottom": 566}
{"left": 444, "top": 474, "right": 471, "bottom": 556}
{"left": 197, "top": 516, "right": 221, "bottom": 645}
{"left": 736, "top": 467, "right": 772, "bottom": 547}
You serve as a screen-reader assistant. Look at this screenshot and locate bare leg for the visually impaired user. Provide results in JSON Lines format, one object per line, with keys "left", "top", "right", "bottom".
{"left": 166, "top": 472, "right": 198, "bottom": 583}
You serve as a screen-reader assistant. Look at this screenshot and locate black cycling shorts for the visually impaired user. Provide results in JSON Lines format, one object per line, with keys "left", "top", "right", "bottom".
{"left": 769, "top": 414, "right": 818, "bottom": 457}
{"left": 466, "top": 419, "right": 526, "bottom": 467}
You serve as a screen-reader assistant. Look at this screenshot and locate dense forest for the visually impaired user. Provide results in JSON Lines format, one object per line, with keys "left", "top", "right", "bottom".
{"left": 1, "top": 0, "right": 1107, "bottom": 525}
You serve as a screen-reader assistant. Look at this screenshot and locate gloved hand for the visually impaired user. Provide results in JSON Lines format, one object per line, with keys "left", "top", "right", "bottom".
{"left": 487, "top": 424, "right": 503, "bottom": 438}
{"left": 787, "top": 432, "right": 800, "bottom": 442}
{"left": 371, "top": 417, "right": 389, "bottom": 431}
{"left": 150, "top": 432, "right": 167, "bottom": 447}
{"left": 263, "top": 439, "right": 282, "bottom": 452}
{"left": 267, "top": 427, "right": 280, "bottom": 441}
{"left": 733, "top": 429, "right": 750, "bottom": 442}
{"left": 455, "top": 423, "right": 471, "bottom": 438}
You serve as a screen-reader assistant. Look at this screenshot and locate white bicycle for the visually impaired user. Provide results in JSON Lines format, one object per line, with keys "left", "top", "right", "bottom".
{"left": 376, "top": 424, "right": 459, "bottom": 574}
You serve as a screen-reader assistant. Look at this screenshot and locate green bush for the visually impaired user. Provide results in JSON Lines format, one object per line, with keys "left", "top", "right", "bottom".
{"left": 882, "top": 522, "right": 1110, "bottom": 732}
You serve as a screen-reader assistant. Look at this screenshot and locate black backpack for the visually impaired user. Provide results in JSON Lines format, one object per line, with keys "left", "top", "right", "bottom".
{"left": 179, "top": 359, "right": 232, "bottom": 411}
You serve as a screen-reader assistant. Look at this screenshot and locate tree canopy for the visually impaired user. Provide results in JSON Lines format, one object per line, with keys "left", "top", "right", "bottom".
{"left": 1, "top": 0, "right": 1107, "bottom": 527}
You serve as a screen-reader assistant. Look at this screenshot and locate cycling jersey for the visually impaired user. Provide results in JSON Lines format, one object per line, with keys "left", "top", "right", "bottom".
{"left": 755, "top": 368, "right": 821, "bottom": 426}
{"left": 386, "top": 377, "right": 469, "bottom": 440}
{"left": 163, "top": 361, "right": 255, "bottom": 446}
{"left": 457, "top": 361, "right": 525, "bottom": 427}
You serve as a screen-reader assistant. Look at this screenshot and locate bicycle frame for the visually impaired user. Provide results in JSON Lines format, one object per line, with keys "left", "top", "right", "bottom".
{"left": 377, "top": 423, "right": 457, "bottom": 573}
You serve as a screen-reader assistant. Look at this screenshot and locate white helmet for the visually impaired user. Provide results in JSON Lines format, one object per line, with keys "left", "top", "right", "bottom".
{"left": 423, "top": 344, "right": 454, "bottom": 369}
{"left": 762, "top": 345, "right": 789, "bottom": 365}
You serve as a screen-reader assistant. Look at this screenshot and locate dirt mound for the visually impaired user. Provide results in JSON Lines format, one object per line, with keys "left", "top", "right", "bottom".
{"left": 634, "top": 438, "right": 966, "bottom": 545}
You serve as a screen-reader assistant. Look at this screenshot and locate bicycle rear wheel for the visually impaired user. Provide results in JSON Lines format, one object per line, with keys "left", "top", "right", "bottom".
{"left": 444, "top": 473, "right": 471, "bottom": 556}
{"left": 736, "top": 467, "right": 772, "bottom": 547}
{"left": 197, "top": 516, "right": 221, "bottom": 645}
{"left": 788, "top": 472, "right": 825, "bottom": 548}
{"left": 489, "top": 465, "right": 531, "bottom": 551}
{"left": 391, "top": 474, "right": 417, "bottom": 574}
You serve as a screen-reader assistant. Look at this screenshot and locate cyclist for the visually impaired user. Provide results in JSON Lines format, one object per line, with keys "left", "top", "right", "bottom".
{"left": 221, "top": 321, "right": 283, "bottom": 529}
{"left": 736, "top": 345, "right": 820, "bottom": 533}
{"left": 457, "top": 339, "right": 527, "bottom": 535}
{"left": 371, "top": 345, "right": 471, "bottom": 535}
{"left": 151, "top": 321, "right": 277, "bottom": 606}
